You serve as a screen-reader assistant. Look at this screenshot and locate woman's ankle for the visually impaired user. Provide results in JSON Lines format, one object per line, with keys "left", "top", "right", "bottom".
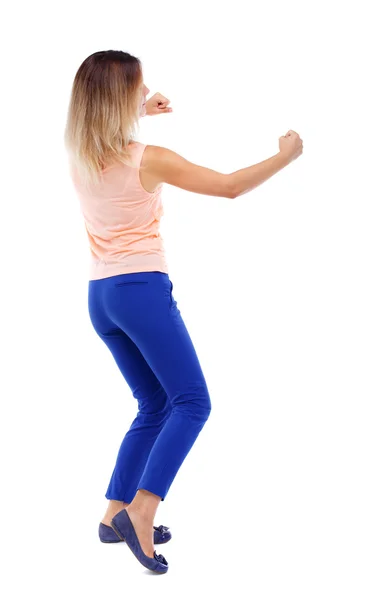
{"left": 109, "top": 499, "right": 128, "bottom": 507}
{"left": 101, "top": 499, "right": 128, "bottom": 524}
{"left": 128, "top": 489, "right": 161, "bottom": 521}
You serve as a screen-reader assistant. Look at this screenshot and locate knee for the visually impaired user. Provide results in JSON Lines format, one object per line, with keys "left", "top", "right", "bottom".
{"left": 137, "top": 389, "right": 171, "bottom": 424}
{"left": 199, "top": 387, "right": 212, "bottom": 422}
{"left": 175, "top": 382, "right": 211, "bottom": 423}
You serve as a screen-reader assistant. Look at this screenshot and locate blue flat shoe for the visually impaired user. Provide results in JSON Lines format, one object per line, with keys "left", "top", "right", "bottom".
{"left": 110, "top": 508, "right": 169, "bottom": 574}
{"left": 99, "top": 521, "right": 171, "bottom": 544}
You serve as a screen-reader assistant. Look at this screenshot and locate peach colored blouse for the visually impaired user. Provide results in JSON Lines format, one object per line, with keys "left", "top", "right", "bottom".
{"left": 70, "top": 142, "right": 168, "bottom": 280}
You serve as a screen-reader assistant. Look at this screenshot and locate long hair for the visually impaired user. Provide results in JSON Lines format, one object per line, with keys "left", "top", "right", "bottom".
{"left": 64, "top": 50, "right": 143, "bottom": 188}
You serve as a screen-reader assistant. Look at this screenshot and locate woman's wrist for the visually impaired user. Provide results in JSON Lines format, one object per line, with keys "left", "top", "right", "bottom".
{"left": 277, "top": 150, "right": 292, "bottom": 167}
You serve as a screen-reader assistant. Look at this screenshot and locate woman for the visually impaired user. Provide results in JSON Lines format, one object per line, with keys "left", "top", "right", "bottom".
{"left": 64, "top": 49, "right": 303, "bottom": 575}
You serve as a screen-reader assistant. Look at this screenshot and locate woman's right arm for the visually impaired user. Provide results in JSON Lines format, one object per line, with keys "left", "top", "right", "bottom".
{"left": 142, "top": 132, "right": 302, "bottom": 199}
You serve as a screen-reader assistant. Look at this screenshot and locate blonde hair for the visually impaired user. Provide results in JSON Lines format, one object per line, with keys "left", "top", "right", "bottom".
{"left": 64, "top": 50, "right": 143, "bottom": 188}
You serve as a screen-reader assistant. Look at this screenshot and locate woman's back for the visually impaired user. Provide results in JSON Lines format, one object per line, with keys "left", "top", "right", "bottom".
{"left": 70, "top": 141, "right": 168, "bottom": 280}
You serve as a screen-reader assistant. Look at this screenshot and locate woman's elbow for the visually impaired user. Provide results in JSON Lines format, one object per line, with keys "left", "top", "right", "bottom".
{"left": 223, "top": 175, "right": 237, "bottom": 199}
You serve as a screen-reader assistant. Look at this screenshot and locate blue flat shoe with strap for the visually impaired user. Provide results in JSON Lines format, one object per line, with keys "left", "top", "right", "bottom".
{"left": 99, "top": 520, "right": 171, "bottom": 545}
{"left": 110, "top": 508, "right": 169, "bottom": 574}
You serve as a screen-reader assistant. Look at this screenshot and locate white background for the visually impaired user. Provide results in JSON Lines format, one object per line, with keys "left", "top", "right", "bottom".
{"left": 2, "top": 0, "right": 372, "bottom": 598}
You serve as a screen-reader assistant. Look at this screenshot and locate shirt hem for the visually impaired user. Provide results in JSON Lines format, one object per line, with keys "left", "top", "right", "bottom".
{"left": 88, "top": 260, "right": 169, "bottom": 281}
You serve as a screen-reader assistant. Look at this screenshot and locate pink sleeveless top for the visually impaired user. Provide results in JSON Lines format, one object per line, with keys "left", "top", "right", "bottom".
{"left": 70, "top": 142, "right": 168, "bottom": 280}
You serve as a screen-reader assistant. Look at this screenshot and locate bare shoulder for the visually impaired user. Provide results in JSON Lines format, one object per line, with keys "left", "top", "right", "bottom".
{"left": 141, "top": 145, "right": 181, "bottom": 186}
{"left": 142, "top": 145, "right": 174, "bottom": 168}
{"left": 139, "top": 145, "right": 169, "bottom": 192}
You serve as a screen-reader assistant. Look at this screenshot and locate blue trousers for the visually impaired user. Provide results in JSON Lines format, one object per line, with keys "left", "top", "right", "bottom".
{"left": 88, "top": 271, "right": 211, "bottom": 502}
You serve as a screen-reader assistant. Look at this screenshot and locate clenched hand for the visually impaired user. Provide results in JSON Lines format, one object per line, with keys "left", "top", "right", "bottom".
{"left": 145, "top": 92, "right": 173, "bottom": 116}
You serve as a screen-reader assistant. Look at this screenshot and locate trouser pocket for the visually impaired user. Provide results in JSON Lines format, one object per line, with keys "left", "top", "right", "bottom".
{"left": 169, "top": 280, "right": 176, "bottom": 307}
